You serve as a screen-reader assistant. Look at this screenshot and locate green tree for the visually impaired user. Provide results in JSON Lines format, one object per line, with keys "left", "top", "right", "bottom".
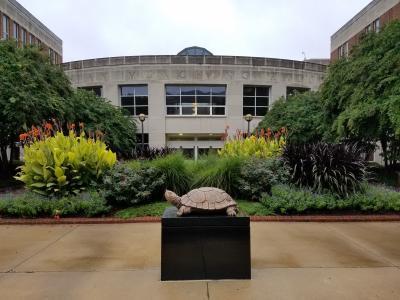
{"left": 0, "top": 41, "right": 137, "bottom": 178}
{"left": 321, "top": 21, "right": 400, "bottom": 166}
{"left": 0, "top": 41, "right": 72, "bottom": 176}
{"left": 65, "top": 89, "right": 137, "bottom": 157}
{"left": 258, "top": 91, "right": 326, "bottom": 144}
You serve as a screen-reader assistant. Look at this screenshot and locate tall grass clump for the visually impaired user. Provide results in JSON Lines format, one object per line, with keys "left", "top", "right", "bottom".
{"left": 150, "top": 152, "right": 192, "bottom": 195}
{"left": 192, "top": 156, "right": 242, "bottom": 195}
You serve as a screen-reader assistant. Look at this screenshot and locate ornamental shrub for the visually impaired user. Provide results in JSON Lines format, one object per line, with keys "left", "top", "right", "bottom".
{"left": 261, "top": 184, "right": 400, "bottom": 215}
{"left": 218, "top": 129, "right": 286, "bottom": 159}
{"left": 238, "top": 158, "right": 290, "bottom": 201}
{"left": 0, "top": 190, "right": 110, "bottom": 218}
{"left": 15, "top": 131, "right": 116, "bottom": 197}
{"left": 102, "top": 163, "right": 165, "bottom": 206}
{"left": 283, "top": 142, "right": 367, "bottom": 197}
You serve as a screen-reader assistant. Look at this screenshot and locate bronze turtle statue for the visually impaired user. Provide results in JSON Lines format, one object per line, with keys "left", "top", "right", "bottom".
{"left": 165, "top": 187, "right": 238, "bottom": 216}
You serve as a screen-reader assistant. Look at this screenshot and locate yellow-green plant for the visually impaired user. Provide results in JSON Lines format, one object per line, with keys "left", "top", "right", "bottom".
{"left": 15, "top": 131, "right": 116, "bottom": 197}
{"left": 218, "top": 134, "right": 286, "bottom": 159}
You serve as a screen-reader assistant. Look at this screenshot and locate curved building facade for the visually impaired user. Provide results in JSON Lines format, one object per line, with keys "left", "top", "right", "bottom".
{"left": 62, "top": 48, "right": 327, "bottom": 158}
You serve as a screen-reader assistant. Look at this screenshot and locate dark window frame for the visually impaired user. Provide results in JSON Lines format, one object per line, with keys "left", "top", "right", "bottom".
{"left": 12, "top": 21, "right": 19, "bottom": 41}
{"left": 286, "top": 86, "right": 310, "bottom": 98}
{"left": 243, "top": 85, "right": 270, "bottom": 117}
{"left": 2, "top": 14, "right": 10, "bottom": 40}
{"left": 120, "top": 85, "right": 149, "bottom": 116}
{"left": 78, "top": 86, "right": 103, "bottom": 97}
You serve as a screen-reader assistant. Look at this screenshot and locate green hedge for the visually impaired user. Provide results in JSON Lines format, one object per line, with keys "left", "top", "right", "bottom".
{"left": 261, "top": 184, "right": 400, "bottom": 215}
{"left": 0, "top": 191, "right": 110, "bottom": 218}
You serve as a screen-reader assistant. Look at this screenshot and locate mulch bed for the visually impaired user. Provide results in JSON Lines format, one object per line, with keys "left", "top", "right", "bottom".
{"left": 1, "top": 214, "right": 400, "bottom": 225}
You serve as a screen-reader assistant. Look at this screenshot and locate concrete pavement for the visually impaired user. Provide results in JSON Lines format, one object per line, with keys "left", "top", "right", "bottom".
{"left": 0, "top": 222, "right": 399, "bottom": 299}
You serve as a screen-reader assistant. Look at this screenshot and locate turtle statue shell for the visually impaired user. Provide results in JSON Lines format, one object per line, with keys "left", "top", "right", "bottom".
{"left": 164, "top": 187, "right": 238, "bottom": 216}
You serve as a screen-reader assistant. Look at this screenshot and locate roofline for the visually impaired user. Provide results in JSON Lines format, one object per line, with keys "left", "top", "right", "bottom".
{"left": 331, "top": 0, "right": 382, "bottom": 40}
{"left": 7, "top": 0, "right": 62, "bottom": 45}
{"left": 62, "top": 55, "right": 327, "bottom": 73}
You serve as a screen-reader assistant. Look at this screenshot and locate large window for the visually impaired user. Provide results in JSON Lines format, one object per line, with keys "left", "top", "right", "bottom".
{"left": 243, "top": 86, "right": 269, "bottom": 116}
{"left": 12, "top": 21, "right": 19, "bottom": 41}
{"left": 49, "top": 48, "right": 55, "bottom": 64}
{"left": 21, "top": 28, "right": 27, "bottom": 46}
{"left": 78, "top": 86, "right": 103, "bottom": 97}
{"left": 166, "top": 85, "right": 226, "bottom": 116}
{"left": 29, "top": 33, "right": 35, "bottom": 45}
{"left": 2, "top": 15, "right": 9, "bottom": 39}
{"left": 120, "top": 85, "right": 148, "bottom": 116}
{"left": 372, "top": 18, "right": 380, "bottom": 33}
{"left": 338, "top": 42, "right": 349, "bottom": 58}
{"left": 286, "top": 86, "right": 310, "bottom": 98}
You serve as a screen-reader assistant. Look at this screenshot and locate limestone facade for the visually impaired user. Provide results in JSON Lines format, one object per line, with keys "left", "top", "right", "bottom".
{"left": 63, "top": 55, "right": 326, "bottom": 156}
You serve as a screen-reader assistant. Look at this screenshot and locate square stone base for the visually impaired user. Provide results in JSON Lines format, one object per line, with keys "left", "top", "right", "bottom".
{"left": 161, "top": 207, "right": 251, "bottom": 281}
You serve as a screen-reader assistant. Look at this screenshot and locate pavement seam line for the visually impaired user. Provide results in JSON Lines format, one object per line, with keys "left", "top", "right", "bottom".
{"left": 7, "top": 225, "right": 79, "bottom": 272}
{"left": 324, "top": 223, "right": 397, "bottom": 267}
{"left": 0, "top": 266, "right": 398, "bottom": 275}
{"left": 206, "top": 282, "right": 210, "bottom": 300}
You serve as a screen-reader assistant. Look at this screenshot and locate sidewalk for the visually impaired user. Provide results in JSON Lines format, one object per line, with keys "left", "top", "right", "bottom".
{"left": 0, "top": 222, "right": 399, "bottom": 299}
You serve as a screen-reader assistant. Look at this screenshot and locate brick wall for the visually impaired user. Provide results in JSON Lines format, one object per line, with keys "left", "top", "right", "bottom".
{"left": 331, "top": 2, "right": 400, "bottom": 61}
{"left": 0, "top": 9, "right": 62, "bottom": 63}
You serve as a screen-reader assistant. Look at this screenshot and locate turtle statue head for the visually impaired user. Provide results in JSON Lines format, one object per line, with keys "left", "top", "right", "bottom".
{"left": 165, "top": 190, "right": 181, "bottom": 207}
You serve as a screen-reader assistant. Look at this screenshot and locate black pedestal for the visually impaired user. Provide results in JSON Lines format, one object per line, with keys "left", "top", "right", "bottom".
{"left": 161, "top": 207, "right": 251, "bottom": 281}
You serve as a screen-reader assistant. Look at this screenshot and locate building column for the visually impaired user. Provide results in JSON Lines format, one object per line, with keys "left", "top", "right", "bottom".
{"left": 148, "top": 82, "right": 166, "bottom": 148}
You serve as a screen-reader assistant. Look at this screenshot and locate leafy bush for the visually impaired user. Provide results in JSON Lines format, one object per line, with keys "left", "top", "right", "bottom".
{"left": 15, "top": 131, "right": 116, "bottom": 197}
{"left": 65, "top": 89, "right": 137, "bottom": 158}
{"left": 261, "top": 184, "right": 400, "bottom": 215}
{"left": 219, "top": 134, "right": 285, "bottom": 159}
{"left": 102, "top": 163, "right": 165, "bottom": 206}
{"left": 0, "top": 191, "right": 110, "bottom": 218}
{"left": 238, "top": 158, "right": 290, "bottom": 201}
{"left": 192, "top": 156, "right": 242, "bottom": 195}
{"left": 367, "top": 162, "right": 400, "bottom": 188}
{"left": 283, "top": 142, "right": 367, "bottom": 197}
{"left": 257, "top": 92, "right": 327, "bottom": 144}
{"left": 150, "top": 153, "right": 191, "bottom": 195}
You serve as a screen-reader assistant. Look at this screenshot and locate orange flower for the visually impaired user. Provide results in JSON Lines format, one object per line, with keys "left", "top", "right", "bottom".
{"left": 266, "top": 128, "right": 272, "bottom": 138}
{"left": 19, "top": 133, "right": 28, "bottom": 141}
{"left": 45, "top": 123, "right": 53, "bottom": 130}
{"left": 31, "top": 126, "right": 40, "bottom": 137}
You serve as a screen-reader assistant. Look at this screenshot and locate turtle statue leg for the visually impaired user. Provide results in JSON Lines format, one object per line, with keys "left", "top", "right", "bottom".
{"left": 226, "top": 206, "right": 237, "bottom": 216}
{"left": 177, "top": 206, "right": 191, "bottom": 216}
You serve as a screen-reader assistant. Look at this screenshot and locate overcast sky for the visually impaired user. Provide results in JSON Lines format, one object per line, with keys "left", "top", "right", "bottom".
{"left": 18, "top": 0, "right": 371, "bottom": 62}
